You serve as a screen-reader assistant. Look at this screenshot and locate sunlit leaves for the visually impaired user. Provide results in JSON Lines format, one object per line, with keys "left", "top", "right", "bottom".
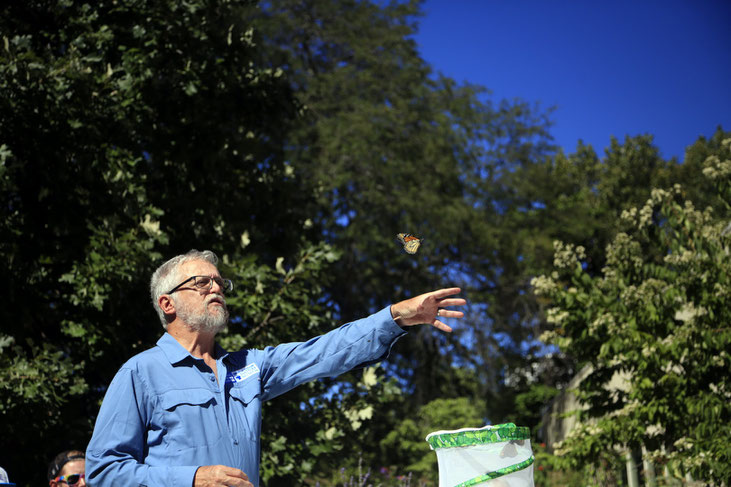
{"left": 534, "top": 140, "right": 731, "bottom": 483}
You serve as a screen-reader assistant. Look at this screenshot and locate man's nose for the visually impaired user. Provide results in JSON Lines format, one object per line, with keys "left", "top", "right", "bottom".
{"left": 210, "top": 278, "right": 225, "bottom": 294}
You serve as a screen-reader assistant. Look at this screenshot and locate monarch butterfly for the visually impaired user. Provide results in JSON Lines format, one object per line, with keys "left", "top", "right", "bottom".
{"left": 397, "top": 233, "right": 422, "bottom": 254}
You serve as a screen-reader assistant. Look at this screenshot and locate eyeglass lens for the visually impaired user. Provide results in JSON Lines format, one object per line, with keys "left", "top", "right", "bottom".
{"left": 65, "top": 474, "right": 82, "bottom": 485}
{"left": 195, "top": 276, "right": 232, "bottom": 292}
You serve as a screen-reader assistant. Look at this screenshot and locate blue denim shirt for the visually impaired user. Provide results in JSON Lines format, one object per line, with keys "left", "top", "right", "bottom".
{"left": 86, "top": 306, "right": 406, "bottom": 486}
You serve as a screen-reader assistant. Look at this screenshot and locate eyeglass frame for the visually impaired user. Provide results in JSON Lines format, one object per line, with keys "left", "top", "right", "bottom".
{"left": 166, "top": 275, "right": 234, "bottom": 295}
{"left": 54, "top": 473, "right": 85, "bottom": 485}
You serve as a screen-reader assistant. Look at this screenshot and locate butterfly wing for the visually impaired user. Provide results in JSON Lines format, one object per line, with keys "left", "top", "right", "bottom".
{"left": 397, "top": 233, "right": 421, "bottom": 254}
{"left": 404, "top": 238, "right": 421, "bottom": 254}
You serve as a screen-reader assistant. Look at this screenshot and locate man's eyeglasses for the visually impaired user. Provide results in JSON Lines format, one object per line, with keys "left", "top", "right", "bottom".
{"left": 54, "top": 473, "right": 85, "bottom": 485}
{"left": 167, "top": 275, "right": 234, "bottom": 295}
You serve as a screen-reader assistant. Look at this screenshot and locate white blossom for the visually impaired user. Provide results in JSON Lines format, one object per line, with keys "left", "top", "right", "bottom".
{"left": 530, "top": 274, "right": 556, "bottom": 295}
{"left": 139, "top": 214, "right": 162, "bottom": 237}
{"left": 240, "top": 231, "right": 251, "bottom": 248}
{"left": 552, "top": 240, "right": 585, "bottom": 269}
{"left": 702, "top": 152, "right": 731, "bottom": 180}
{"left": 638, "top": 202, "right": 655, "bottom": 228}
{"left": 674, "top": 303, "right": 707, "bottom": 323}
{"left": 546, "top": 307, "right": 570, "bottom": 325}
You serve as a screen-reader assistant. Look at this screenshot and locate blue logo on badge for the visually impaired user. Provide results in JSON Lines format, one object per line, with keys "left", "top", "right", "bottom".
{"left": 225, "top": 363, "right": 260, "bottom": 384}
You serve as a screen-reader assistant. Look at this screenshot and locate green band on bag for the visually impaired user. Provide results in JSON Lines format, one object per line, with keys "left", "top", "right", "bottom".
{"left": 453, "top": 455, "right": 535, "bottom": 487}
{"left": 426, "top": 423, "right": 530, "bottom": 450}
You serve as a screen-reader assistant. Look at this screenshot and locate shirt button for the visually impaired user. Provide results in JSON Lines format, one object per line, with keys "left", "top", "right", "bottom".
{"left": 209, "top": 376, "right": 216, "bottom": 382}
{"left": 233, "top": 439, "right": 239, "bottom": 445}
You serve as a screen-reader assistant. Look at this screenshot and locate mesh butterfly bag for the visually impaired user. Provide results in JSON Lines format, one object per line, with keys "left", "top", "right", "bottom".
{"left": 425, "top": 423, "right": 535, "bottom": 487}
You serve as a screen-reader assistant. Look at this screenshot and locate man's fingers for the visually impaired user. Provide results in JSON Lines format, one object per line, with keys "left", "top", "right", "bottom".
{"left": 194, "top": 465, "right": 252, "bottom": 487}
{"left": 224, "top": 468, "right": 251, "bottom": 487}
{"left": 431, "top": 287, "right": 462, "bottom": 299}
{"left": 436, "top": 298, "right": 466, "bottom": 308}
{"left": 437, "top": 309, "right": 464, "bottom": 319}
{"left": 432, "top": 320, "right": 453, "bottom": 333}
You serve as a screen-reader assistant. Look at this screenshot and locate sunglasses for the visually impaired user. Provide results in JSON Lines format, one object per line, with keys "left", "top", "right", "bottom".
{"left": 54, "top": 473, "right": 85, "bottom": 485}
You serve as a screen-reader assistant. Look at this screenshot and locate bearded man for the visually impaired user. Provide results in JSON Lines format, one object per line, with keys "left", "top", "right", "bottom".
{"left": 86, "top": 249, "right": 465, "bottom": 487}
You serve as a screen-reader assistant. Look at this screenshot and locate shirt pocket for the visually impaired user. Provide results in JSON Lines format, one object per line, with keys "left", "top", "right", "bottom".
{"left": 160, "top": 388, "right": 218, "bottom": 451}
{"left": 229, "top": 377, "right": 261, "bottom": 405}
{"left": 228, "top": 378, "right": 262, "bottom": 439}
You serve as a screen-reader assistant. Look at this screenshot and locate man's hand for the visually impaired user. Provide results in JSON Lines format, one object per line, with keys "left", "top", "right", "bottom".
{"left": 390, "top": 287, "right": 466, "bottom": 332}
{"left": 194, "top": 465, "right": 253, "bottom": 487}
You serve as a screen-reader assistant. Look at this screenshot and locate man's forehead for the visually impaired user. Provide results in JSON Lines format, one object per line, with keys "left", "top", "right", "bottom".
{"left": 180, "top": 259, "right": 219, "bottom": 276}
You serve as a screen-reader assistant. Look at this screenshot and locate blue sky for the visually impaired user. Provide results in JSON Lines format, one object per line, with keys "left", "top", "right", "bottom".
{"left": 413, "top": 1, "right": 731, "bottom": 161}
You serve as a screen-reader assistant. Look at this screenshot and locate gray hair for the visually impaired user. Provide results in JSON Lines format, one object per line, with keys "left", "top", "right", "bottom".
{"left": 150, "top": 249, "right": 219, "bottom": 329}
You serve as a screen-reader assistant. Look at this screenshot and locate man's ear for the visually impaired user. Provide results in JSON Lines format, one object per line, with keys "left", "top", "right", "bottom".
{"left": 158, "top": 294, "right": 176, "bottom": 317}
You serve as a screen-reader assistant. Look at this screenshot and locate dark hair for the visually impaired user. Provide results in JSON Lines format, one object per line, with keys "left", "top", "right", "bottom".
{"left": 47, "top": 450, "right": 85, "bottom": 482}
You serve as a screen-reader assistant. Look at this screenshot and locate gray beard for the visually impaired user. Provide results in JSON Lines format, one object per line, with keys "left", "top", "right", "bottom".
{"left": 177, "top": 298, "right": 229, "bottom": 334}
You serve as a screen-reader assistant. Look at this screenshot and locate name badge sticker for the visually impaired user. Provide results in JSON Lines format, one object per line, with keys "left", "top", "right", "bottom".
{"left": 225, "top": 363, "right": 260, "bottom": 384}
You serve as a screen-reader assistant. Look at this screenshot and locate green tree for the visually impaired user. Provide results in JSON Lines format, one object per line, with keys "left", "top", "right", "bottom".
{"left": 492, "top": 131, "right": 730, "bottom": 432}
{"left": 253, "top": 0, "right": 558, "bottom": 420}
{"left": 0, "top": 0, "right": 327, "bottom": 484}
{"left": 532, "top": 138, "right": 731, "bottom": 484}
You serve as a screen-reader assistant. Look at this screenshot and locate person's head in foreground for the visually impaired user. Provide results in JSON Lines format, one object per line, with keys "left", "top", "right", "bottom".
{"left": 150, "top": 249, "right": 232, "bottom": 334}
{"left": 48, "top": 450, "right": 86, "bottom": 487}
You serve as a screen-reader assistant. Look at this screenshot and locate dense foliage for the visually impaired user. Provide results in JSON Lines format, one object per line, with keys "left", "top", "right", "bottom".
{"left": 533, "top": 139, "right": 731, "bottom": 484}
{"left": 0, "top": 0, "right": 315, "bottom": 483}
{"left": 1, "top": 0, "right": 728, "bottom": 485}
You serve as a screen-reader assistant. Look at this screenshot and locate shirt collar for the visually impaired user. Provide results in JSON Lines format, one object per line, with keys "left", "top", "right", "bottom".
{"left": 156, "top": 332, "right": 230, "bottom": 365}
